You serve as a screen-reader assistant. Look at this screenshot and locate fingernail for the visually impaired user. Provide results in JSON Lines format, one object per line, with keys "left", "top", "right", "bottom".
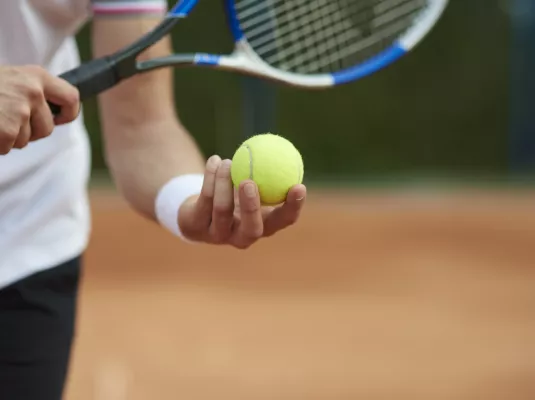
{"left": 244, "top": 182, "right": 256, "bottom": 198}
{"left": 296, "top": 196, "right": 305, "bottom": 201}
{"left": 219, "top": 159, "right": 232, "bottom": 172}
{"left": 206, "top": 155, "right": 221, "bottom": 173}
{"left": 208, "top": 155, "right": 221, "bottom": 167}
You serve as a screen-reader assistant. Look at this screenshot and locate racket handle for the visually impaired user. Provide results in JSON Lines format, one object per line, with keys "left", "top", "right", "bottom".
{"left": 49, "top": 56, "right": 120, "bottom": 116}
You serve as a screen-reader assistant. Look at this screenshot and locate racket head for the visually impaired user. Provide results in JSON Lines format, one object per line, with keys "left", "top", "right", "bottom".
{"left": 213, "top": 0, "right": 449, "bottom": 88}
{"left": 168, "top": 0, "right": 199, "bottom": 17}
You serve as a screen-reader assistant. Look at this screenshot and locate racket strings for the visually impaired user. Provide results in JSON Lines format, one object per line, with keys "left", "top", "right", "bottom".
{"left": 238, "top": 0, "right": 418, "bottom": 66}
{"left": 270, "top": 0, "right": 408, "bottom": 72}
{"left": 239, "top": 0, "right": 385, "bottom": 70}
{"left": 234, "top": 0, "right": 428, "bottom": 75}
{"left": 292, "top": 6, "right": 421, "bottom": 73}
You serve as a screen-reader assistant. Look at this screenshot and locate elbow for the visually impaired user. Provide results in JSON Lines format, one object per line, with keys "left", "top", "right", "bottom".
{"left": 104, "top": 152, "right": 158, "bottom": 222}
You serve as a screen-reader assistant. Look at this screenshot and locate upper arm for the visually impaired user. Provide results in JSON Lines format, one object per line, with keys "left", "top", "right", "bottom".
{"left": 90, "top": 0, "right": 177, "bottom": 127}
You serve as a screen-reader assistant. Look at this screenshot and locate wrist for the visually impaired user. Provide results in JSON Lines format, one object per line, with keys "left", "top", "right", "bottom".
{"left": 154, "top": 173, "right": 204, "bottom": 242}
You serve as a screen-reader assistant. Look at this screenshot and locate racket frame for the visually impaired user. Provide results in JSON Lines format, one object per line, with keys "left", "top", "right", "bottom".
{"left": 146, "top": 0, "right": 450, "bottom": 88}
{"left": 50, "top": 0, "right": 449, "bottom": 112}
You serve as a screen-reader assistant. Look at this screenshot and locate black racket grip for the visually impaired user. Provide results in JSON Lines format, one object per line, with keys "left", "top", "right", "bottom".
{"left": 49, "top": 56, "right": 119, "bottom": 116}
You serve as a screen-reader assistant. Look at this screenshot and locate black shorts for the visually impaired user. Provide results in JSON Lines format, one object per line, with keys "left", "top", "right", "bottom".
{"left": 0, "top": 256, "right": 82, "bottom": 400}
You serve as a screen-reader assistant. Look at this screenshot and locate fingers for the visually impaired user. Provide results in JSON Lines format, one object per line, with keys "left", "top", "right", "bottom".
{"left": 176, "top": 156, "right": 306, "bottom": 248}
{"left": 0, "top": 116, "right": 18, "bottom": 154}
{"left": 29, "top": 100, "right": 55, "bottom": 141}
{"left": 263, "top": 184, "right": 307, "bottom": 237}
{"left": 231, "top": 180, "right": 263, "bottom": 249}
{"left": 0, "top": 65, "right": 78, "bottom": 156}
{"left": 0, "top": 124, "right": 17, "bottom": 154}
{"left": 12, "top": 120, "right": 31, "bottom": 149}
{"left": 176, "top": 155, "right": 221, "bottom": 241}
{"left": 0, "top": 97, "right": 30, "bottom": 154}
{"left": 209, "top": 159, "right": 235, "bottom": 242}
{"left": 193, "top": 155, "right": 221, "bottom": 225}
{"left": 20, "top": 68, "right": 55, "bottom": 143}
{"left": 40, "top": 69, "right": 80, "bottom": 125}
{"left": 11, "top": 103, "right": 31, "bottom": 150}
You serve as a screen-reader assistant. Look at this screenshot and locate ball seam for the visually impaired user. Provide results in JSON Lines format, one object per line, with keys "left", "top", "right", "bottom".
{"left": 245, "top": 144, "right": 254, "bottom": 180}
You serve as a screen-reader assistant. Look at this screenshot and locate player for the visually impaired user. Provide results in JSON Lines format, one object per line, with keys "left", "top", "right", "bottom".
{"left": 0, "top": 1, "right": 307, "bottom": 399}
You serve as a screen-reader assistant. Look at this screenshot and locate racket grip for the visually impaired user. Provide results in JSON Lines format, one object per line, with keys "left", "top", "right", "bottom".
{"left": 48, "top": 56, "right": 119, "bottom": 116}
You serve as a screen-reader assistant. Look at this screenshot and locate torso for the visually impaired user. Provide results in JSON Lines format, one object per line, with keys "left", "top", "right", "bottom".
{"left": 0, "top": 0, "right": 92, "bottom": 288}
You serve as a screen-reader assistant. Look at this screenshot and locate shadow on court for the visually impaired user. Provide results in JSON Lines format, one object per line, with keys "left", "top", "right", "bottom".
{"left": 64, "top": 187, "right": 535, "bottom": 400}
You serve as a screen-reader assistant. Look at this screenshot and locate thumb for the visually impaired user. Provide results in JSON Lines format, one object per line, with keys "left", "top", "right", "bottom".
{"left": 177, "top": 195, "right": 205, "bottom": 241}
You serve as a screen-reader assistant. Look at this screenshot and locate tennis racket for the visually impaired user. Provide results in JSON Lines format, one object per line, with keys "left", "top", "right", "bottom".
{"left": 49, "top": 0, "right": 449, "bottom": 114}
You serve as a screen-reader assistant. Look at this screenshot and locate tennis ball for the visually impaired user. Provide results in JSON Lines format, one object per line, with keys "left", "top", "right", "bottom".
{"left": 231, "top": 133, "right": 304, "bottom": 205}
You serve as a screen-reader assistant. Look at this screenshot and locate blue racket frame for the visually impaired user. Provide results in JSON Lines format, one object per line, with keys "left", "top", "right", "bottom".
{"left": 168, "top": 0, "right": 447, "bottom": 87}
{"left": 49, "top": 0, "right": 448, "bottom": 114}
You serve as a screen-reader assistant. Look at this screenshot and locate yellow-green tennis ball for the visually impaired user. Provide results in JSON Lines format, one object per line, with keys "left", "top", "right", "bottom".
{"left": 231, "top": 133, "right": 304, "bottom": 205}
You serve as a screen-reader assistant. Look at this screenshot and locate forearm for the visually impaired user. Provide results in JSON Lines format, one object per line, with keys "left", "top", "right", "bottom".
{"left": 102, "top": 117, "right": 205, "bottom": 221}
{"left": 92, "top": 16, "right": 205, "bottom": 221}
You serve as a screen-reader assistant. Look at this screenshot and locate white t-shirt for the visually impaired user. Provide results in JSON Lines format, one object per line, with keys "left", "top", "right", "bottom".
{"left": 0, "top": 0, "right": 167, "bottom": 289}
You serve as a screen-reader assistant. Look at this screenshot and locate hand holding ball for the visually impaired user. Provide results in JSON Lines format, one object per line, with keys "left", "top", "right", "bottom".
{"left": 231, "top": 133, "right": 304, "bottom": 205}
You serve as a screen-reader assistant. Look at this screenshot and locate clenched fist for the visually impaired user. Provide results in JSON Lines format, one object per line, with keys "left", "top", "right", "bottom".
{"left": 0, "top": 65, "right": 79, "bottom": 155}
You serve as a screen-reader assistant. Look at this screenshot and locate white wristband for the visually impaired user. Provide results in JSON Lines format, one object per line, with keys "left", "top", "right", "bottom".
{"left": 155, "top": 174, "right": 204, "bottom": 242}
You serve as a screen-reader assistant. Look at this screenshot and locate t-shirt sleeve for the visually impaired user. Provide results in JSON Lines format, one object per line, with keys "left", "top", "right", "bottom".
{"left": 90, "top": 0, "right": 168, "bottom": 17}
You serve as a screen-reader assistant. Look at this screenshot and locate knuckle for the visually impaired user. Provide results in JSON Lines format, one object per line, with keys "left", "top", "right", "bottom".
{"left": 24, "top": 65, "right": 47, "bottom": 83}
{"left": 26, "top": 83, "right": 44, "bottom": 101}
{"left": 16, "top": 104, "right": 31, "bottom": 121}
{"left": 24, "top": 64, "right": 45, "bottom": 75}
{"left": 30, "top": 124, "right": 43, "bottom": 138}
{"left": 255, "top": 226, "right": 264, "bottom": 237}
{"left": 213, "top": 203, "right": 233, "bottom": 215}
{"left": 4, "top": 127, "right": 18, "bottom": 140}
{"left": 199, "top": 187, "right": 214, "bottom": 200}
{"left": 33, "top": 115, "right": 55, "bottom": 139}
{"left": 64, "top": 89, "right": 80, "bottom": 109}
{"left": 247, "top": 226, "right": 264, "bottom": 240}
{"left": 247, "top": 204, "right": 261, "bottom": 214}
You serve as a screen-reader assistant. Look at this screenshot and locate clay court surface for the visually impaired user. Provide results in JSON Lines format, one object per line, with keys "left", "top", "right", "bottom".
{"left": 64, "top": 186, "right": 535, "bottom": 400}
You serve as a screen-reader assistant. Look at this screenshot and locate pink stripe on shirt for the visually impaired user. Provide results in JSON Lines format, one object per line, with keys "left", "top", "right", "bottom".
{"left": 92, "top": 2, "right": 167, "bottom": 15}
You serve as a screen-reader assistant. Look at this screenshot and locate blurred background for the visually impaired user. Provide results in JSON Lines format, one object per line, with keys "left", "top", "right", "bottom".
{"left": 65, "top": 1, "right": 535, "bottom": 399}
